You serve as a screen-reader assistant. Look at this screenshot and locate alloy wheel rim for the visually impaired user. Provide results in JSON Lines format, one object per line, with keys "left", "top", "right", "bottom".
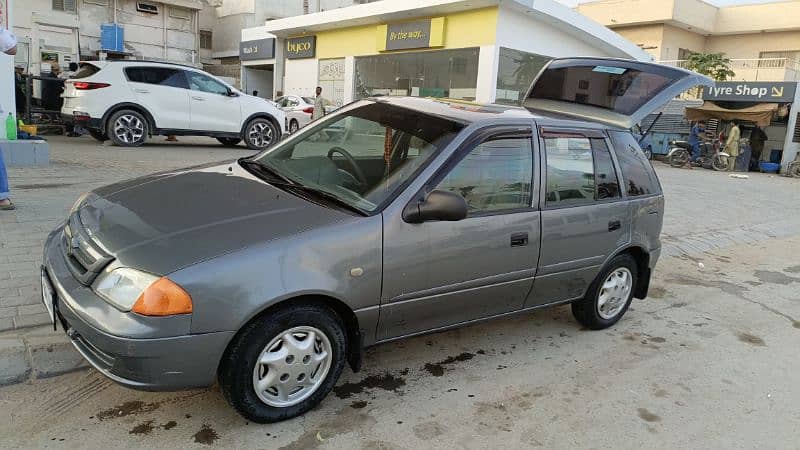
{"left": 252, "top": 326, "right": 332, "bottom": 408}
{"left": 114, "top": 115, "right": 144, "bottom": 144}
{"left": 249, "top": 122, "right": 274, "bottom": 148}
{"left": 597, "top": 268, "right": 632, "bottom": 320}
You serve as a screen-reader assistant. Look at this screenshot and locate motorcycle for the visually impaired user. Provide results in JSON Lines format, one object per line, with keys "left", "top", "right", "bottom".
{"left": 667, "top": 139, "right": 730, "bottom": 171}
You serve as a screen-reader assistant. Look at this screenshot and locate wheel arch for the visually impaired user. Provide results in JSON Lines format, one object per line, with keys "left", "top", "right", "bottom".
{"left": 241, "top": 113, "right": 283, "bottom": 140}
{"left": 102, "top": 103, "right": 158, "bottom": 134}
{"left": 608, "top": 245, "right": 651, "bottom": 299}
{"left": 218, "top": 294, "right": 363, "bottom": 376}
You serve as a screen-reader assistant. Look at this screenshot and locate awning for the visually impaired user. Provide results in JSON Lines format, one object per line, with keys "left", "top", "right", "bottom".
{"left": 685, "top": 101, "right": 778, "bottom": 127}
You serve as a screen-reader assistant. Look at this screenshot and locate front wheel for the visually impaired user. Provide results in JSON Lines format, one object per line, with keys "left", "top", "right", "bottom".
{"left": 217, "top": 137, "right": 242, "bottom": 147}
{"left": 219, "top": 303, "right": 347, "bottom": 423}
{"left": 572, "top": 254, "right": 637, "bottom": 330}
{"left": 712, "top": 154, "right": 729, "bottom": 171}
{"left": 243, "top": 118, "right": 279, "bottom": 150}
{"left": 668, "top": 149, "right": 689, "bottom": 168}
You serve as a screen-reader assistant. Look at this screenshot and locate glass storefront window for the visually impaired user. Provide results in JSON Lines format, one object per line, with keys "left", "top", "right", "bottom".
{"left": 354, "top": 48, "right": 479, "bottom": 101}
{"left": 496, "top": 47, "right": 551, "bottom": 105}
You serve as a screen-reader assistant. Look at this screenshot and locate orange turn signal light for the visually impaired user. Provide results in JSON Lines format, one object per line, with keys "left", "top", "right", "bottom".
{"left": 132, "top": 277, "right": 193, "bottom": 316}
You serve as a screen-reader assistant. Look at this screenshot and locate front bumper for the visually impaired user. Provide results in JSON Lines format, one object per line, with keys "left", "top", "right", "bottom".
{"left": 42, "top": 229, "right": 234, "bottom": 391}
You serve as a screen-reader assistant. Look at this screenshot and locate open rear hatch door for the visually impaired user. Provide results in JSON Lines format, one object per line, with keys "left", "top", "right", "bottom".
{"left": 523, "top": 58, "right": 714, "bottom": 129}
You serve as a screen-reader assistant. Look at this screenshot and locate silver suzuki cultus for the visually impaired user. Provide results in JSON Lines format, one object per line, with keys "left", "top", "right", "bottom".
{"left": 41, "top": 59, "right": 712, "bottom": 422}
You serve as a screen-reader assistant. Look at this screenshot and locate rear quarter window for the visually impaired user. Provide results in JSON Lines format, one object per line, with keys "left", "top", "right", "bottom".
{"left": 72, "top": 63, "right": 101, "bottom": 79}
{"left": 608, "top": 131, "right": 661, "bottom": 196}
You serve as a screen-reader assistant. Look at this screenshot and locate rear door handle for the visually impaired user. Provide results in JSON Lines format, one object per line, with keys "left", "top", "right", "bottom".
{"left": 510, "top": 232, "right": 529, "bottom": 247}
{"left": 647, "top": 210, "right": 659, "bottom": 215}
{"left": 608, "top": 220, "right": 621, "bottom": 232}
{"left": 192, "top": 96, "right": 205, "bottom": 101}
{"left": 133, "top": 88, "right": 150, "bottom": 94}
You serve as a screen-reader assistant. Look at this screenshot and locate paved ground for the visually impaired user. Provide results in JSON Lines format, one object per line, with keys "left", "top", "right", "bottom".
{"left": 1, "top": 236, "right": 799, "bottom": 448}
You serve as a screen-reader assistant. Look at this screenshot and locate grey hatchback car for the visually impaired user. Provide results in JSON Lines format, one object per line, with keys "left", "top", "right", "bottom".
{"left": 41, "top": 58, "right": 712, "bottom": 422}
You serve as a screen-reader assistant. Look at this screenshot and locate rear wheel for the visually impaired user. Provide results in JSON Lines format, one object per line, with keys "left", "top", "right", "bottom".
{"left": 107, "top": 110, "right": 148, "bottom": 147}
{"left": 572, "top": 254, "right": 637, "bottom": 330}
{"left": 217, "top": 137, "right": 242, "bottom": 147}
{"left": 219, "top": 303, "right": 347, "bottom": 423}
{"left": 711, "top": 154, "right": 729, "bottom": 171}
{"left": 88, "top": 129, "right": 108, "bottom": 142}
{"left": 668, "top": 149, "right": 689, "bottom": 168}
{"left": 244, "top": 118, "right": 279, "bottom": 150}
{"left": 289, "top": 119, "right": 299, "bottom": 134}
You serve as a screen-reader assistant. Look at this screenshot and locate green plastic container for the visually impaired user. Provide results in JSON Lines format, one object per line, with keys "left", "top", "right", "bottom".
{"left": 5, "top": 113, "right": 16, "bottom": 140}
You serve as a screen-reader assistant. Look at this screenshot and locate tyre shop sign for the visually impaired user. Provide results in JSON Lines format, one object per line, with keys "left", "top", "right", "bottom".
{"left": 286, "top": 36, "right": 316, "bottom": 59}
{"left": 702, "top": 81, "right": 797, "bottom": 102}
{"left": 240, "top": 38, "right": 275, "bottom": 61}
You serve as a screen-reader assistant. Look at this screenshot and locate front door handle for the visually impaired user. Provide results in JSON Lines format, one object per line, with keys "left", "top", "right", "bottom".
{"left": 608, "top": 220, "right": 622, "bottom": 232}
{"left": 510, "top": 232, "right": 529, "bottom": 247}
{"left": 192, "top": 96, "right": 206, "bottom": 101}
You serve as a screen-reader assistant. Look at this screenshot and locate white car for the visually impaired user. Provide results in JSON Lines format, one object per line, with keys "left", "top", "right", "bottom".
{"left": 275, "top": 95, "right": 336, "bottom": 133}
{"left": 61, "top": 61, "right": 286, "bottom": 149}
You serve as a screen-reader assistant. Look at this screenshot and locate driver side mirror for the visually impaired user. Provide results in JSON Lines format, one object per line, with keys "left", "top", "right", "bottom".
{"left": 227, "top": 88, "right": 239, "bottom": 97}
{"left": 403, "top": 190, "right": 468, "bottom": 224}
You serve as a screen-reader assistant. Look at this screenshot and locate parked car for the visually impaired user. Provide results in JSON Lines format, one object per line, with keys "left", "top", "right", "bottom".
{"left": 60, "top": 60, "right": 286, "bottom": 149}
{"left": 275, "top": 95, "right": 336, "bottom": 133}
{"left": 42, "top": 58, "right": 712, "bottom": 423}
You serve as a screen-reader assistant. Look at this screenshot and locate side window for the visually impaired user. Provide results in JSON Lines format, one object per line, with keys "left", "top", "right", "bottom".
{"left": 186, "top": 71, "right": 230, "bottom": 95}
{"left": 608, "top": 131, "right": 660, "bottom": 196}
{"left": 593, "top": 138, "right": 621, "bottom": 200}
{"left": 287, "top": 97, "right": 300, "bottom": 107}
{"left": 436, "top": 135, "right": 533, "bottom": 214}
{"left": 125, "top": 67, "right": 187, "bottom": 89}
{"left": 544, "top": 136, "right": 595, "bottom": 206}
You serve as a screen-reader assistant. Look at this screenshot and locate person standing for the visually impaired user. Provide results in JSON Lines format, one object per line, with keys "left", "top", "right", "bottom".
{"left": 312, "top": 86, "right": 327, "bottom": 121}
{"left": 687, "top": 120, "right": 706, "bottom": 163}
{"left": 724, "top": 121, "right": 741, "bottom": 171}
{"left": 749, "top": 124, "right": 768, "bottom": 169}
{"left": 1, "top": 26, "right": 18, "bottom": 210}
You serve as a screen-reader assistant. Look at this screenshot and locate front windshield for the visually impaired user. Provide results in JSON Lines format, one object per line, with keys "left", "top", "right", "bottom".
{"left": 249, "top": 101, "right": 464, "bottom": 213}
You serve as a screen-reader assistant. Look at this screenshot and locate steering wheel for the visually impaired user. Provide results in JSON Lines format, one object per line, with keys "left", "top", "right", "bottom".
{"left": 327, "top": 147, "right": 368, "bottom": 188}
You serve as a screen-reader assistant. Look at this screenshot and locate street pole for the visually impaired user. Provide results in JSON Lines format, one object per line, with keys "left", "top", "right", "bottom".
{"left": 0, "top": 0, "right": 15, "bottom": 139}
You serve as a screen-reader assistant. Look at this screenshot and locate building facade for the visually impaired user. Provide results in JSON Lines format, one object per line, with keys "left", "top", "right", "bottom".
{"left": 12, "top": 0, "right": 207, "bottom": 76}
{"left": 239, "top": 0, "right": 651, "bottom": 106}
{"left": 577, "top": 0, "right": 800, "bottom": 82}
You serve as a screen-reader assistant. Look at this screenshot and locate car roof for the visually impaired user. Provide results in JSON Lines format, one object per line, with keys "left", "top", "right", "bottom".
{"left": 81, "top": 59, "right": 204, "bottom": 71}
{"left": 370, "top": 97, "right": 618, "bottom": 131}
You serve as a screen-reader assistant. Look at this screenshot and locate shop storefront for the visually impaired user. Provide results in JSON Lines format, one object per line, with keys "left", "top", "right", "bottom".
{"left": 241, "top": 0, "right": 650, "bottom": 106}
{"left": 687, "top": 81, "right": 800, "bottom": 173}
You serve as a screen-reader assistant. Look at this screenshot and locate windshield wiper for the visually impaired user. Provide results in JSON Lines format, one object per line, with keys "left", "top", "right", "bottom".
{"left": 281, "top": 184, "right": 367, "bottom": 216}
{"left": 239, "top": 159, "right": 294, "bottom": 184}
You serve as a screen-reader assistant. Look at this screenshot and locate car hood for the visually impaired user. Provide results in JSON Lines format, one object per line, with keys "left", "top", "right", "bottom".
{"left": 76, "top": 161, "right": 350, "bottom": 274}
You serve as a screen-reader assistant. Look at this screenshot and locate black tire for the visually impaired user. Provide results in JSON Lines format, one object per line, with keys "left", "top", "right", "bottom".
{"left": 106, "top": 109, "right": 148, "bottom": 147}
{"left": 217, "top": 137, "right": 242, "bottom": 147}
{"left": 572, "top": 254, "right": 638, "bottom": 330}
{"left": 243, "top": 117, "right": 279, "bottom": 151}
{"left": 88, "top": 129, "right": 108, "bottom": 142}
{"left": 668, "top": 149, "right": 688, "bottom": 168}
{"left": 289, "top": 119, "right": 299, "bottom": 134}
{"left": 219, "top": 303, "right": 347, "bottom": 423}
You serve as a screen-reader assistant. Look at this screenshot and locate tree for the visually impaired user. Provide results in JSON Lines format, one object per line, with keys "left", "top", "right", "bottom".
{"left": 683, "top": 52, "right": 737, "bottom": 81}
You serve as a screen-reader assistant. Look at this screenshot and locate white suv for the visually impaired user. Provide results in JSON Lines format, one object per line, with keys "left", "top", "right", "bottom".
{"left": 61, "top": 61, "right": 286, "bottom": 149}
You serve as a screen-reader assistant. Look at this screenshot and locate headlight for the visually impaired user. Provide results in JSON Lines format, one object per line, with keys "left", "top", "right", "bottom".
{"left": 92, "top": 268, "right": 192, "bottom": 316}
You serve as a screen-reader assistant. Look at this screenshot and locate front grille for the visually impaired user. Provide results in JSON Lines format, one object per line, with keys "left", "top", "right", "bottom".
{"left": 61, "top": 213, "right": 113, "bottom": 285}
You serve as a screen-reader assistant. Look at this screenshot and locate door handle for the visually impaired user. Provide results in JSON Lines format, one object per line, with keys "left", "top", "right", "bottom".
{"left": 133, "top": 89, "right": 150, "bottom": 94}
{"left": 510, "top": 232, "right": 529, "bottom": 247}
{"left": 647, "top": 210, "right": 659, "bottom": 215}
{"left": 608, "top": 220, "right": 622, "bottom": 232}
{"left": 192, "top": 96, "right": 205, "bottom": 101}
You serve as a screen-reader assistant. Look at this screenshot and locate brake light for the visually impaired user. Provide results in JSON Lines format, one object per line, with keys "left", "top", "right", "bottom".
{"left": 302, "top": 107, "right": 314, "bottom": 114}
{"left": 72, "top": 81, "right": 111, "bottom": 90}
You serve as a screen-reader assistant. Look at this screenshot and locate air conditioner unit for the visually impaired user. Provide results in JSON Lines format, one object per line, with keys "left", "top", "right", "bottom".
{"left": 136, "top": 2, "right": 159, "bottom": 14}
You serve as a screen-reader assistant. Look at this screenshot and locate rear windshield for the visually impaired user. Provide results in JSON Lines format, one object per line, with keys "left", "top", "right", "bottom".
{"left": 72, "top": 63, "right": 101, "bottom": 79}
{"left": 530, "top": 65, "right": 673, "bottom": 116}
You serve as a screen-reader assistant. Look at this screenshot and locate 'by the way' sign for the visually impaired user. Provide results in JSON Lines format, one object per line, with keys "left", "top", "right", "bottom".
{"left": 702, "top": 81, "right": 797, "bottom": 102}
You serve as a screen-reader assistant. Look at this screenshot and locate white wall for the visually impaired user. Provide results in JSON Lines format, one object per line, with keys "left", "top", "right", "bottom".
{"left": 476, "top": 45, "right": 499, "bottom": 103}
{"left": 284, "top": 58, "right": 320, "bottom": 99}
{"left": 496, "top": 6, "right": 617, "bottom": 59}
{"left": 781, "top": 89, "right": 800, "bottom": 172}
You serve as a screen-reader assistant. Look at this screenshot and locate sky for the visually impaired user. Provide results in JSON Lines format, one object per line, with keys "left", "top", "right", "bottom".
{"left": 556, "top": 0, "right": 785, "bottom": 6}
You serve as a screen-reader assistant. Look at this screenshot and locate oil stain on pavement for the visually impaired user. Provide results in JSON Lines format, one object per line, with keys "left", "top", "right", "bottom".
{"left": 753, "top": 270, "right": 800, "bottom": 285}
{"left": 193, "top": 424, "right": 219, "bottom": 445}
{"left": 737, "top": 332, "right": 766, "bottom": 346}
{"left": 333, "top": 372, "right": 406, "bottom": 399}
{"left": 423, "top": 352, "right": 475, "bottom": 377}
{"left": 95, "top": 400, "right": 161, "bottom": 421}
{"left": 637, "top": 408, "right": 661, "bottom": 422}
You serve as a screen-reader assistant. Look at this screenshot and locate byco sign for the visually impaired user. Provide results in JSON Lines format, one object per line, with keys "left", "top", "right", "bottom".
{"left": 240, "top": 38, "right": 275, "bottom": 61}
{"left": 380, "top": 18, "right": 445, "bottom": 51}
{"left": 702, "top": 82, "right": 797, "bottom": 102}
{"left": 286, "top": 36, "right": 316, "bottom": 59}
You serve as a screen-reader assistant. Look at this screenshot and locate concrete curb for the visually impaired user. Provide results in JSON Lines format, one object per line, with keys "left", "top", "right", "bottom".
{"left": 0, "top": 325, "right": 87, "bottom": 387}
